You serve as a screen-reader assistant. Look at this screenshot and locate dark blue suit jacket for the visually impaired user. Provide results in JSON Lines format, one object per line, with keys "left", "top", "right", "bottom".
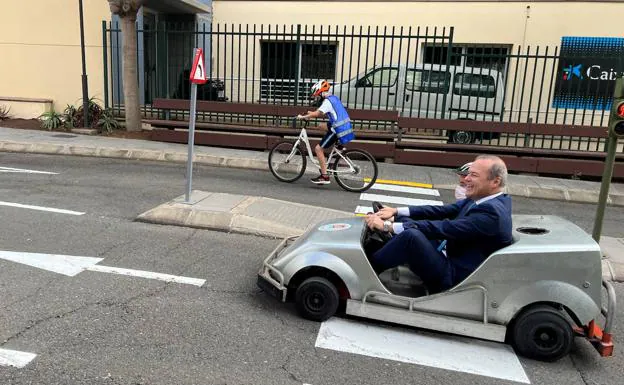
{"left": 401, "top": 194, "right": 513, "bottom": 283}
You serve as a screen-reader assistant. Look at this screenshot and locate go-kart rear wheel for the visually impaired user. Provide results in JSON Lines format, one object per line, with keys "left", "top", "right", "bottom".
{"left": 295, "top": 277, "right": 339, "bottom": 322}
{"left": 511, "top": 305, "right": 574, "bottom": 362}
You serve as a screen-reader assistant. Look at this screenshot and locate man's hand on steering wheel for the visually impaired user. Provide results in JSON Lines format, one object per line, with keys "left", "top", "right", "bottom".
{"left": 365, "top": 214, "right": 384, "bottom": 232}
{"left": 375, "top": 207, "right": 398, "bottom": 220}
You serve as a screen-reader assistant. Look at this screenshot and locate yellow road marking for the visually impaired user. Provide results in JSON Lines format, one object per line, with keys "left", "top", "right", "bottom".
{"left": 365, "top": 178, "right": 433, "bottom": 189}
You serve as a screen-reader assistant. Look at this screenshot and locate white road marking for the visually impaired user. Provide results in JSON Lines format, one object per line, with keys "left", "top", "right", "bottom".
{"left": 355, "top": 205, "right": 375, "bottom": 215}
{"left": 359, "top": 193, "right": 444, "bottom": 207}
{"left": 0, "top": 166, "right": 58, "bottom": 175}
{"left": 0, "top": 348, "right": 37, "bottom": 368}
{"left": 315, "top": 318, "right": 529, "bottom": 384}
{"left": 0, "top": 250, "right": 103, "bottom": 276}
{"left": 369, "top": 183, "right": 440, "bottom": 196}
{"left": 0, "top": 201, "right": 85, "bottom": 215}
{"left": 86, "top": 265, "right": 206, "bottom": 287}
{"left": 0, "top": 250, "right": 205, "bottom": 287}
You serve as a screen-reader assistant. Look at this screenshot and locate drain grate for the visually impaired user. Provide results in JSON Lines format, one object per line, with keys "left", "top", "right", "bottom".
{"left": 51, "top": 134, "right": 78, "bottom": 138}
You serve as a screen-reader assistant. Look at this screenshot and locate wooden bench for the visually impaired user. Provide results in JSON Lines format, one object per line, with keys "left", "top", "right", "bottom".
{"left": 395, "top": 117, "right": 623, "bottom": 177}
{"left": 146, "top": 98, "right": 399, "bottom": 158}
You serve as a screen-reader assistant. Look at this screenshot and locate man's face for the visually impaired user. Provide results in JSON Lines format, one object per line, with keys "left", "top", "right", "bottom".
{"left": 458, "top": 174, "right": 468, "bottom": 187}
{"left": 464, "top": 159, "right": 501, "bottom": 200}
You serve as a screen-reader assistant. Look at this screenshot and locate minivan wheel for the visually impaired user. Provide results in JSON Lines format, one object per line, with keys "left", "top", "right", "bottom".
{"left": 449, "top": 130, "right": 475, "bottom": 144}
{"left": 511, "top": 305, "right": 574, "bottom": 362}
{"left": 295, "top": 277, "right": 339, "bottom": 322}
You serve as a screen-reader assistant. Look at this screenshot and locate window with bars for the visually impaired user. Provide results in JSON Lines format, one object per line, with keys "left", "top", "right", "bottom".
{"left": 423, "top": 45, "right": 510, "bottom": 73}
{"left": 260, "top": 41, "right": 337, "bottom": 102}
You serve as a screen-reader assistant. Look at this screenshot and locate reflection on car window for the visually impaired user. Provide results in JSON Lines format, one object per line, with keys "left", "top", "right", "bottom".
{"left": 405, "top": 70, "right": 450, "bottom": 93}
{"left": 361, "top": 68, "right": 399, "bottom": 87}
{"left": 453, "top": 73, "right": 496, "bottom": 98}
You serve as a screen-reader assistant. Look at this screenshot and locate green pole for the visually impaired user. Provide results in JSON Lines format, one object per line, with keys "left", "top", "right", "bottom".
{"left": 592, "top": 76, "right": 624, "bottom": 243}
{"left": 592, "top": 133, "right": 618, "bottom": 243}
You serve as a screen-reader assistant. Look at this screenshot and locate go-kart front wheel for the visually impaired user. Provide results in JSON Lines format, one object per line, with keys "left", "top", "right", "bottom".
{"left": 511, "top": 305, "right": 574, "bottom": 362}
{"left": 295, "top": 277, "right": 339, "bottom": 322}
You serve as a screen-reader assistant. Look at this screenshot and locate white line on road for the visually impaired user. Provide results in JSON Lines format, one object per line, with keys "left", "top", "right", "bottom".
{"left": 359, "top": 193, "right": 444, "bottom": 207}
{"left": 370, "top": 183, "right": 440, "bottom": 196}
{"left": 0, "top": 250, "right": 103, "bottom": 276}
{"left": 0, "top": 166, "right": 58, "bottom": 175}
{"left": 0, "top": 201, "right": 85, "bottom": 216}
{"left": 355, "top": 205, "right": 375, "bottom": 215}
{"left": 315, "top": 318, "right": 530, "bottom": 384}
{"left": 0, "top": 251, "right": 205, "bottom": 287}
{"left": 0, "top": 348, "right": 37, "bottom": 368}
{"left": 86, "top": 265, "right": 206, "bottom": 287}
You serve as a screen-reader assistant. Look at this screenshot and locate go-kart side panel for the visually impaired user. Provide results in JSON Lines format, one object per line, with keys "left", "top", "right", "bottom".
{"left": 495, "top": 280, "right": 601, "bottom": 325}
{"left": 454, "top": 249, "right": 602, "bottom": 325}
{"left": 280, "top": 250, "right": 389, "bottom": 299}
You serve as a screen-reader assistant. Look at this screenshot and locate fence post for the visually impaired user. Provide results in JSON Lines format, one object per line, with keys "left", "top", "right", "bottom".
{"left": 440, "top": 26, "right": 454, "bottom": 120}
{"left": 102, "top": 21, "right": 109, "bottom": 110}
{"left": 294, "top": 24, "right": 302, "bottom": 106}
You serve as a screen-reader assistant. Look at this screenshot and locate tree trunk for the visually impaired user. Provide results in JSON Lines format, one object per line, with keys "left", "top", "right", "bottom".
{"left": 120, "top": 15, "right": 141, "bottom": 132}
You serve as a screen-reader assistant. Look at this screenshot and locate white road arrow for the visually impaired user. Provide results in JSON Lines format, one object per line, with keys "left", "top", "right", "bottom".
{"left": 0, "top": 348, "right": 37, "bottom": 368}
{"left": 0, "top": 250, "right": 206, "bottom": 286}
{"left": 0, "top": 166, "right": 58, "bottom": 175}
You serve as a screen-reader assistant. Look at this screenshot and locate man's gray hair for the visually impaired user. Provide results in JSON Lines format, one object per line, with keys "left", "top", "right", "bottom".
{"left": 476, "top": 155, "right": 508, "bottom": 187}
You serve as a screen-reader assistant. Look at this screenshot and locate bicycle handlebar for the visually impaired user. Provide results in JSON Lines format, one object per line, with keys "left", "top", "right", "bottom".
{"left": 292, "top": 116, "right": 309, "bottom": 129}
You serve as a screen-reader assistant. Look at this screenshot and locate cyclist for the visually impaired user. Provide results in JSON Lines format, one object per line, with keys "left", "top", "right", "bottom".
{"left": 297, "top": 80, "right": 355, "bottom": 185}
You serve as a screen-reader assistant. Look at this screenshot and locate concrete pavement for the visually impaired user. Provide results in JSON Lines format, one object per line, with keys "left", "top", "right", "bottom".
{"left": 2, "top": 126, "right": 624, "bottom": 206}
{"left": 2, "top": 126, "right": 624, "bottom": 281}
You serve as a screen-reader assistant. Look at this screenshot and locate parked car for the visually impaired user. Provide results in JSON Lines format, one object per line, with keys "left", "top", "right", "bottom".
{"left": 173, "top": 69, "right": 228, "bottom": 101}
{"left": 257, "top": 213, "right": 615, "bottom": 362}
{"left": 331, "top": 64, "right": 505, "bottom": 143}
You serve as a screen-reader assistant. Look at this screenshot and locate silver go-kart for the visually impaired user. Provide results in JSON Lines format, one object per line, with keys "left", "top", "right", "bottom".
{"left": 257, "top": 209, "right": 616, "bottom": 362}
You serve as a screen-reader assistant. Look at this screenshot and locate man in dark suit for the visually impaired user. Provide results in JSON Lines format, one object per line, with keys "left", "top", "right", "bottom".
{"left": 365, "top": 155, "right": 513, "bottom": 293}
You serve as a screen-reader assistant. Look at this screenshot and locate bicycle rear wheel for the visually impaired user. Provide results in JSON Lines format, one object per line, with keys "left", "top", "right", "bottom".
{"left": 332, "top": 148, "right": 378, "bottom": 192}
{"left": 268, "top": 140, "right": 307, "bottom": 183}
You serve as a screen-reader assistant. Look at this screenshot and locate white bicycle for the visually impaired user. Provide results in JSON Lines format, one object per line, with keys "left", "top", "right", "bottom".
{"left": 268, "top": 119, "right": 378, "bottom": 192}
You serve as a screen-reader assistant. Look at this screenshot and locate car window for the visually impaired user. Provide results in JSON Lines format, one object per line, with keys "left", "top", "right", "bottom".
{"left": 359, "top": 68, "right": 398, "bottom": 87}
{"left": 405, "top": 69, "right": 450, "bottom": 93}
{"left": 453, "top": 73, "right": 497, "bottom": 98}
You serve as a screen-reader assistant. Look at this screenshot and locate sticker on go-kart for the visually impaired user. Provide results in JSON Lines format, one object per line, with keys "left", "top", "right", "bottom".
{"left": 318, "top": 223, "right": 352, "bottom": 232}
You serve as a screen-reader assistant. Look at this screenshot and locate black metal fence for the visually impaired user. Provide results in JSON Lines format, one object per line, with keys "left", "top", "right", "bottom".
{"left": 102, "top": 22, "right": 624, "bottom": 153}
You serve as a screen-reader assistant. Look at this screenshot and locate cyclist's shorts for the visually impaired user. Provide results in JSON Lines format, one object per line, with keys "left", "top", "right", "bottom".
{"left": 319, "top": 131, "right": 337, "bottom": 149}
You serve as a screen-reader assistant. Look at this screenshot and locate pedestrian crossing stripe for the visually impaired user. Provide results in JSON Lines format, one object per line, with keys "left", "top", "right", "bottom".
{"left": 364, "top": 178, "right": 433, "bottom": 189}
{"left": 356, "top": 179, "right": 443, "bottom": 216}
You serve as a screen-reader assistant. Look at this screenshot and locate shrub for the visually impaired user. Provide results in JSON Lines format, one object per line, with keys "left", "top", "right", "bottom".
{"left": 63, "top": 104, "right": 78, "bottom": 129}
{"left": 97, "top": 109, "right": 119, "bottom": 134}
{"left": 39, "top": 111, "right": 63, "bottom": 130}
{"left": 0, "top": 105, "right": 11, "bottom": 120}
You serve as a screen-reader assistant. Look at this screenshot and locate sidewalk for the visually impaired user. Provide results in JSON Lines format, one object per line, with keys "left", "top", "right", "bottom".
{"left": 1, "top": 125, "right": 622, "bottom": 282}
{"left": 1, "top": 126, "right": 623, "bottom": 207}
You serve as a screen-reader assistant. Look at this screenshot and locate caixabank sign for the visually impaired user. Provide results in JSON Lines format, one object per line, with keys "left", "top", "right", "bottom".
{"left": 553, "top": 37, "right": 624, "bottom": 110}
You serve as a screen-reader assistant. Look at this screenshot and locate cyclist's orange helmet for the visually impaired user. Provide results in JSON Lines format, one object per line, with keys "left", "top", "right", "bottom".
{"left": 311, "top": 79, "right": 331, "bottom": 97}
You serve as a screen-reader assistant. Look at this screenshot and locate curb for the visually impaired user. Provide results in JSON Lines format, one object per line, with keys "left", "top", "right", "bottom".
{"left": 602, "top": 259, "right": 624, "bottom": 283}
{"left": 135, "top": 200, "right": 302, "bottom": 239}
{"left": 134, "top": 192, "right": 353, "bottom": 239}
{"left": 3, "top": 140, "right": 624, "bottom": 207}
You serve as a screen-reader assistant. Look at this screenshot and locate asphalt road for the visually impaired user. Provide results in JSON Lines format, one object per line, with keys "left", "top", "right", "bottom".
{"left": 0, "top": 152, "right": 622, "bottom": 385}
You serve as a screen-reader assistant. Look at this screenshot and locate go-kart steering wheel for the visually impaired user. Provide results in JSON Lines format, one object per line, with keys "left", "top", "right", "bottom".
{"left": 363, "top": 201, "right": 392, "bottom": 246}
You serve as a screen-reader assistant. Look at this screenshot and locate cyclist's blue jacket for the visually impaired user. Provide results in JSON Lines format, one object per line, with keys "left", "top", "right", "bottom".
{"left": 326, "top": 95, "right": 355, "bottom": 145}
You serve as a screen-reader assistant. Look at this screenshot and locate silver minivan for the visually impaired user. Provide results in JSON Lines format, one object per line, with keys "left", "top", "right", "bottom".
{"left": 331, "top": 64, "right": 505, "bottom": 142}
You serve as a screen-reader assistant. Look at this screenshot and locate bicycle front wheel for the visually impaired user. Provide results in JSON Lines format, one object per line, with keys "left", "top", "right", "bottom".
{"left": 268, "top": 140, "right": 307, "bottom": 183}
{"left": 332, "top": 148, "right": 378, "bottom": 192}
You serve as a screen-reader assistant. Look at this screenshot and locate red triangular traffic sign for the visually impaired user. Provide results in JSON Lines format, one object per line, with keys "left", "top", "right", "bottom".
{"left": 190, "top": 48, "right": 207, "bottom": 84}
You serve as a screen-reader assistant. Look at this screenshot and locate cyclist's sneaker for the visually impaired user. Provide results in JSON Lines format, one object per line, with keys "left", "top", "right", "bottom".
{"left": 311, "top": 174, "right": 330, "bottom": 185}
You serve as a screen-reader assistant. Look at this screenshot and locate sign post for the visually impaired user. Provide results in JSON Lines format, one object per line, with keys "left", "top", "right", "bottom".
{"left": 592, "top": 75, "right": 624, "bottom": 243}
{"left": 185, "top": 48, "right": 207, "bottom": 203}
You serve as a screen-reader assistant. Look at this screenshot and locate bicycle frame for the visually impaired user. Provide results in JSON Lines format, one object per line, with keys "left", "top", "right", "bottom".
{"left": 286, "top": 127, "right": 358, "bottom": 175}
